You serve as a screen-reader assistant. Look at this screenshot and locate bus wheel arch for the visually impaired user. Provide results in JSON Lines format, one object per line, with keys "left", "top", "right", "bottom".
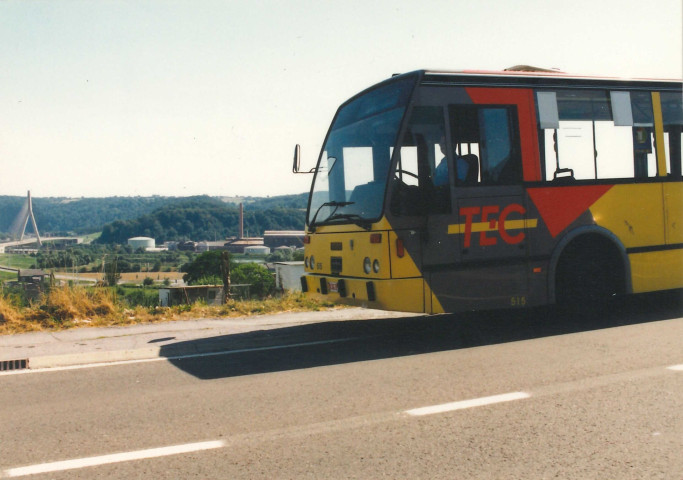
{"left": 549, "top": 227, "right": 631, "bottom": 306}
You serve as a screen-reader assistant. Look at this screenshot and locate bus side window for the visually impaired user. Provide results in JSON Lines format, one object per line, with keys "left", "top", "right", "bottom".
{"left": 536, "top": 89, "right": 670, "bottom": 182}
{"left": 392, "top": 106, "right": 450, "bottom": 215}
{"left": 661, "top": 91, "right": 683, "bottom": 178}
{"left": 479, "top": 108, "right": 521, "bottom": 184}
{"left": 630, "top": 92, "right": 658, "bottom": 178}
{"left": 448, "top": 105, "right": 521, "bottom": 185}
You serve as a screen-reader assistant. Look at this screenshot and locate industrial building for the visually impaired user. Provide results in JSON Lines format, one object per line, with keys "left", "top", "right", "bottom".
{"left": 263, "top": 231, "right": 305, "bottom": 249}
{"left": 273, "top": 262, "right": 304, "bottom": 292}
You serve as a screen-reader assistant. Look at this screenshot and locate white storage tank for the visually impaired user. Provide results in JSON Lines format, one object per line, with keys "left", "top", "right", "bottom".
{"left": 128, "top": 237, "right": 155, "bottom": 250}
{"left": 244, "top": 245, "right": 270, "bottom": 255}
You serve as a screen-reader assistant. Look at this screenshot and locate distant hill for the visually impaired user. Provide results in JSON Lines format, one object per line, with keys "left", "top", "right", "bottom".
{"left": 96, "top": 196, "right": 306, "bottom": 244}
{"left": 0, "top": 194, "right": 308, "bottom": 239}
{"left": 0, "top": 195, "right": 175, "bottom": 235}
{"left": 245, "top": 193, "right": 309, "bottom": 210}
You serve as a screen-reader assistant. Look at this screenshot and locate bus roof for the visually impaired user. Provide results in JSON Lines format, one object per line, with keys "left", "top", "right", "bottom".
{"left": 412, "top": 68, "right": 682, "bottom": 89}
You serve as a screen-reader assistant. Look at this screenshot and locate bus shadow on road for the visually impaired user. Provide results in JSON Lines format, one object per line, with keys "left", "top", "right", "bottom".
{"left": 160, "top": 290, "right": 682, "bottom": 380}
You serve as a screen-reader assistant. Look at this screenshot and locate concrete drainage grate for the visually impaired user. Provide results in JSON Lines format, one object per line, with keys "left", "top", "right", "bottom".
{"left": 0, "top": 359, "right": 28, "bottom": 371}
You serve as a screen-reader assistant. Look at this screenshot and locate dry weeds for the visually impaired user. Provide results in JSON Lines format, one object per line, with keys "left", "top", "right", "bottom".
{"left": 0, "top": 287, "right": 338, "bottom": 335}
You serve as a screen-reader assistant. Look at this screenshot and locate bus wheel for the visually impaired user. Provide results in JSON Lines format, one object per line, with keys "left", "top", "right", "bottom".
{"left": 555, "top": 235, "right": 625, "bottom": 313}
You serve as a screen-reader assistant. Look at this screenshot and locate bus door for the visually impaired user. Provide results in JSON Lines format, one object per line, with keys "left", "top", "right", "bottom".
{"left": 391, "top": 102, "right": 529, "bottom": 311}
{"left": 390, "top": 105, "right": 462, "bottom": 313}
{"left": 435, "top": 105, "right": 529, "bottom": 311}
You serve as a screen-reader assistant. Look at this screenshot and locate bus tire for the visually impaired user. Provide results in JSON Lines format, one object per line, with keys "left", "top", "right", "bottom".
{"left": 554, "top": 234, "right": 626, "bottom": 312}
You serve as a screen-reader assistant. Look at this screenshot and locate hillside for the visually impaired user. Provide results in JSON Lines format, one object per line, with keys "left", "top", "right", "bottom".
{"left": 0, "top": 196, "right": 179, "bottom": 235}
{"left": 0, "top": 194, "right": 308, "bottom": 238}
{"left": 97, "top": 196, "right": 306, "bottom": 244}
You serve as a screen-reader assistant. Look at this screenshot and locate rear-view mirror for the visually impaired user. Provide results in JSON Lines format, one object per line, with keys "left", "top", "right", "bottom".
{"left": 292, "top": 144, "right": 301, "bottom": 173}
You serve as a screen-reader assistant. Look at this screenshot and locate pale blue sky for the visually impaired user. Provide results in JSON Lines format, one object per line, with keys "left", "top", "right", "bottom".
{"left": 1, "top": 0, "right": 681, "bottom": 198}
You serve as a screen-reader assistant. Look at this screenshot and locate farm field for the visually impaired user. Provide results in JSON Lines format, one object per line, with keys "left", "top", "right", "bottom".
{"left": 58, "top": 271, "right": 186, "bottom": 285}
{"left": 0, "top": 253, "right": 35, "bottom": 269}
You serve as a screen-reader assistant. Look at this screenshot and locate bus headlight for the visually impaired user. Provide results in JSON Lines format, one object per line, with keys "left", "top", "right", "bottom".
{"left": 304, "top": 256, "right": 309, "bottom": 269}
{"left": 363, "top": 257, "right": 372, "bottom": 274}
{"left": 373, "top": 259, "right": 380, "bottom": 273}
{"left": 309, "top": 255, "right": 315, "bottom": 270}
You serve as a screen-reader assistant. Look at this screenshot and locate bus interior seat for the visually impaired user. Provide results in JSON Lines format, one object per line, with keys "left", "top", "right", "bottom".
{"left": 461, "top": 154, "right": 480, "bottom": 185}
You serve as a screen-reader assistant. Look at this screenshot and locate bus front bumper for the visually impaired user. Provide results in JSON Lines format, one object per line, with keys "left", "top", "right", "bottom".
{"left": 300, "top": 274, "right": 426, "bottom": 314}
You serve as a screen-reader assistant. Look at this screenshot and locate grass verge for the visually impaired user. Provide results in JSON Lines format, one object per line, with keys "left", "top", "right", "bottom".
{"left": 0, "top": 286, "right": 338, "bottom": 335}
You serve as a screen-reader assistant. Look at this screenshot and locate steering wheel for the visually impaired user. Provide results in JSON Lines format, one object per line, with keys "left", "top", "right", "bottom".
{"left": 394, "top": 169, "right": 419, "bottom": 180}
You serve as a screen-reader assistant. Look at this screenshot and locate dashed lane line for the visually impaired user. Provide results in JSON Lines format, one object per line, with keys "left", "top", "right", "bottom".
{"left": 2, "top": 364, "right": 680, "bottom": 476}
{"left": 2, "top": 441, "right": 226, "bottom": 478}
{"left": 404, "top": 391, "right": 531, "bottom": 416}
{"left": 1, "top": 390, "right": 531, "bottom": 477}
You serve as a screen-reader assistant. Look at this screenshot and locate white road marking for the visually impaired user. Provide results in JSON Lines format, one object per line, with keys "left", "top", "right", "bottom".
{"left": 3, "top": 390, "right": 531, "bottom": 477}
{"left": 3, "top": 440, "right": 226, "bottom": 478}
{"left": 0, "top": 337, "right": 360, "bottom": 376}
{"left": 0, "top": 357, "right": 164, "bottom": 376}
{"left": 404, "top": 391, "right": 531, "bottom": 416}
{"left": 6, "top": 361, "right": 677, "bottom": 476}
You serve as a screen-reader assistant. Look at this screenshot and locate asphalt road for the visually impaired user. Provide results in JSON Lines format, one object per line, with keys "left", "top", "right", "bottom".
{"left": 1, "top": 292, "right": 682, "bottom": 479}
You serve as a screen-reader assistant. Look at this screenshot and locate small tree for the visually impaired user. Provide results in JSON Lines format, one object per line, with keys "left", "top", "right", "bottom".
{"left": 220, "top": 251, "right": 230, "bottom": 303}
{"left": 232, "top": 263, "right": 275, "bottom": 298}
{"left": 193, "top": 275, "right": 222, "bottom": 285}
{"left": 104, "top": 256, "right": 121, "bottom": 287}
{"left": 266, "top": 249, "right": 293, "bottom": 262}
{"left": 182, "top": 250, "right": 234, "bottom": 285}
{"left": 142, "top": 277, "right": 154, "bottom": 287}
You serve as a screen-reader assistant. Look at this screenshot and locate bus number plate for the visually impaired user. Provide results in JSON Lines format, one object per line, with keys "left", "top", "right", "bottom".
{"left": 328, "top": 281, "right": 338, "bottom": 293}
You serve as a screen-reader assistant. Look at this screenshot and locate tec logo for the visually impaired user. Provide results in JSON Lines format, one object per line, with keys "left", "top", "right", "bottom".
{"left": 447, "top": 204, "right": 538, "bottom": 247}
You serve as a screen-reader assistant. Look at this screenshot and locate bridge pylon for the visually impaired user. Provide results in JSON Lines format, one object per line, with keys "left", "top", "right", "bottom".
{"left": 16, "top": 190, "right": 42, "bottom": 247}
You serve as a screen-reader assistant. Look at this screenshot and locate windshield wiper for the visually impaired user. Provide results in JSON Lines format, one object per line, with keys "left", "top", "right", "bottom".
{"left": 309, "top": 201, "right": 354, "bottom": 232}
{"left": 325, "top": 213, "right": 372, "bottom": 231}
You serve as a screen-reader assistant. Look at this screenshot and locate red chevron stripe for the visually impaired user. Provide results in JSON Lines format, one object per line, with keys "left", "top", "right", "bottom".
{"left": 527, "top": 185, "right": 613, "bottom": 237}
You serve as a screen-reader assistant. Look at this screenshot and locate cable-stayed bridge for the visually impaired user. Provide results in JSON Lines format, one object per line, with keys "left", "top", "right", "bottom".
{"left": 2, "top": 191, "right": 80, "bottom": 253}
{"left": 0, "top": 237, "right": 80, "bottom": 254}
{"left": 8, "top": 191, "right": 41, "bottom": 246}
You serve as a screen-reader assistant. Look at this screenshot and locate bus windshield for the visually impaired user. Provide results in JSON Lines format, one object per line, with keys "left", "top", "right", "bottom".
{"left": 307, "top": 75, "right": 417, "bottom": 228}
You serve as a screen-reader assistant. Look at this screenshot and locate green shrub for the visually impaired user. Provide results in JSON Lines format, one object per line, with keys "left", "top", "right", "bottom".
{"left": 121, "top": 287, "right": 158, "bottom": 308}
{"left": 193, "top": 275, "right": 222, "bottom": 285}
{"left": 181, "top": 251, "right": 231, "bottom": 285}
{"left": 231, "top": 263, "right": 275, "bottom": 298}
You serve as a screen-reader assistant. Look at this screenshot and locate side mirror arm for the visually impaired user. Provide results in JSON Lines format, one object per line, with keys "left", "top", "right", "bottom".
{"left": 292, "top": 144, "right": 317, "bottom": 174}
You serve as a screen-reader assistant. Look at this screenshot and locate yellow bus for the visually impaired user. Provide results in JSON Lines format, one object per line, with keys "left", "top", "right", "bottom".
{"left": 297, "top": 69, "right": 683, "bottom": 313}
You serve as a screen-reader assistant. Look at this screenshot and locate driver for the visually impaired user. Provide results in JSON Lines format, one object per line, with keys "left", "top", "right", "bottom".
{"left": 434, "top": 136, "right": 469, "bottom": 186}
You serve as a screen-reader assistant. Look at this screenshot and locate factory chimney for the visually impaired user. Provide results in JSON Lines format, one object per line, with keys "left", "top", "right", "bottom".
{"left": 239, "top": 203, "right": 244, "bottom": 239}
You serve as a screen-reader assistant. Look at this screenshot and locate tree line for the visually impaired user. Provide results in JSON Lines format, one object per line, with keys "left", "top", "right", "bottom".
{"left": 0, "top": 194, "right": 307, "bottom": 238}
{"left": 25, "top": 244, "right": 194, "bottom": 274}
{"left": 96, "top": 197, "right": 305, "bottom": 244}
{"left": 0, "top": 196, "right": 174, "bottom": 235}
{"left": 180, "top": 250, "right": 275, "bottom": 297}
